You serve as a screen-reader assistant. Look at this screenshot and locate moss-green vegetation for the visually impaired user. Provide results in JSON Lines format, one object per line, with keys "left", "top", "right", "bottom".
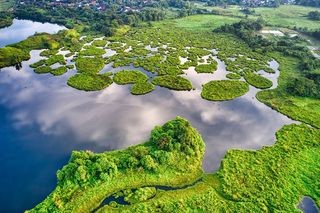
{"left": 195, "top": 62, "right": 217, "bottom": 73}
{"left": 201, "top": 80, "right": 249, "bottom": 101}
{"left": 67, "top": 73, "right": 113, "bottom": 91}
{"left": 45, "top": 54, "right": 66, "bottom": 66}
{"left": 92, "top": 40, "right": 108, "bottom": 47}
{"left": 79, "top": 46, "right": 106, "bottom": 56}
{"left": 28, "top": 117, "right": 205, "bottom": 212}
{"left": 244, "top": 72, "right": 273, "bottom": 89}
{"left": 51, "top": 66, "right": 68, "bottom": 76}
{"left": 130, "top": 82, "right": 154, "bottom": 95}
{"left": 34, "top": 66, "right": 52, "bottom": 74}
{"left": 75, "top": 57, "right": 105, "bottom": 74}
{"left": 152, "top": 75, "right": 193, "bottom": 91}
{"left": 0, "top": 47, "right": 30, "bottom": 68}
{"left": 29, "top": 118, "right": 320, "bottom": 212}
{"left": 226, "top": 73, "right": 241, "bottom": 79}
{"left": 113, "top": 70, "right": 148, "bottom": 85}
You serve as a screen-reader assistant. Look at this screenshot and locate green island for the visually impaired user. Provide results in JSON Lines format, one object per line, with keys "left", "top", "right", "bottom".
{"left": 201, "top": 80, "right": 249, "bottom": 101}
{"left": 27, "top": 117, "right": 320, "bottom": 212}
{"left": 67, "top": 73, "right": 113, "bottom": 91}
{"left": 244, "top": 72, "right": 273, "bottom": 89}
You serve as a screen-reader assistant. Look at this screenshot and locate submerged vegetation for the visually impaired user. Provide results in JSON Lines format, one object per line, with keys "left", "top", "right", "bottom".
{"left": 28, "top": 118, "right": 320, "bottom": 212}
{"left": 201, "top": 80, "right": 249, "bottom": 101}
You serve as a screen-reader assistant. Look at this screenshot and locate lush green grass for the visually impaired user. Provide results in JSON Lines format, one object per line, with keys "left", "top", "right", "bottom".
{"left": 195, "top": 62, "right": 217, "bottom": 73}
{"left": 197, "top": 5, "right": 320, "bottom": 30}
{"left": 130, "top": 82, "right": 154, "bottom": 95}
{"left": 257, "top": 52, "right": 320, "bottom": 128}
{"left": 113, "top": 70, "right": 148, "bottom": 85}
{"left": 201, "top": 80, "right": 249, "bottom": 101}
{"left": 254, "top": 5, "right": 320, "bottom": 30}
{"left": 27, "top": 118, "right": 205, "bottom": 212}
{"left": 28, "top": 118, "right": 320, "bottom": 212}
{"left": 34, "top": 66, "right": 52, "bottom": 74}
{"left": 244, "top": 72, "right": 273, "bottom": 89}
{"left": 152, "top": 75, "right": 193, "bottom": 91}
{"left": 67, "top": 73, "right": 113, "bottom": 91}
{"left": 174, "top": 15, "right": 240, "bottom": 31}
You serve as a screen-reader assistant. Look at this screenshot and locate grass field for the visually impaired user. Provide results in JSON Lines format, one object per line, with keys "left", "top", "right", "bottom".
{"left": 193, "top": 4, "right": 320, "bottom": 30}
{"left": 173, "top": 14, "right": 240, "bottom": 31}
{"left": 254, "top": 5, "right": 320, "bottom": 30}
{"left": 0, "top": 0, "right": 14, "bottom": 11}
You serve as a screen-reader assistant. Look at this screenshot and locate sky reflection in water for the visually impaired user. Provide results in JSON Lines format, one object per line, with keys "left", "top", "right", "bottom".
{"left": 0, "top": 26, "right": 296, "bottom": 212}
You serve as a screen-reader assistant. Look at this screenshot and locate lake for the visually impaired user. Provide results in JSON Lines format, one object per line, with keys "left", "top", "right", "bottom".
{"left": 0, "top": 20, "right": 296, "bottom": 212}
{"left": 0, "top": 19, "right": 66, "bottom": 47}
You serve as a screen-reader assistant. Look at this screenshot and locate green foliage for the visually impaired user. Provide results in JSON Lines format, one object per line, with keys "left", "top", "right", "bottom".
{"left": 75, "top": 57, "right": 105, "bottom": 74}
{"left": 29, "top": 119, "right": 320, "bottom": 212}
{"left": 256, "top": 53, "right": 320, "bottom": 128}
{"left": 124, "top": 187, "right": 157, "bottom": 204}
{"left": 195, "top": 62, "right": 217, "bottom": 73}
{"left": 67, "top": 73, "right": 113, "bottom": 91}
{"left": 51, "top": 66, "right": 68, "bottom": 76}
{"left": 45, "top": 54, "right": 66, "bottom": 66}
{"left": 92, "top": 40, "right": 108, "bottom": 47}
{"left": 34, "top": 66, "right": 52, "bottom": 74}
{"left": 201, "top": 80, "right": 249, "bottom": 101}
{"left": 79, "top": 46, "right": 106, "bottom": 56}
{"left": 0, "top": 47, "right": 29, "bottom": 68}
{"left": 152, "top": 75, "right": 193, "bottom": 91}
{"left": 28, "top": 117, "right": 204, "bottom": 212}
{"left": 130, "top": 82, "right": 154, "bottom": 95}
{"left": 113, "top": 70, "right": 148, "bottom": 85}
{"left": 226, "top": 73, "right": 241, "bottom": 79}
{"left": 244, "top": 72, "right": 273, "bottom": 89}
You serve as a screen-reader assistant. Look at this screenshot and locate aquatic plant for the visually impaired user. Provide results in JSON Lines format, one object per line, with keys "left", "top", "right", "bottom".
{"left": 113, "top": 70, "right": 148, "bottom": 85}
{"left": 244, "top": 72, "right": 273, "bottom": 89}
{"left": 131, "top": 82, "right": 154, "bottom": 95}
{"left": 195, "top": 62, "right": 217, "bottom": 73}
{"left": 152, "top": 75, "right": 193, "bottom": 91}
{"left": 67, "top": 73, "right": 113, "bottom": 91}
{"left": 201, "top": 80, "right": 249, "bottom": 101}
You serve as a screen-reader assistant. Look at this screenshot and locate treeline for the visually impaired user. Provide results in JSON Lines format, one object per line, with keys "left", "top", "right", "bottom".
{"left": 215, "top": 19, "right": 320, "bottom": 99}
{"left": 15, "top": 4, "right": 166, "bottom": 36}
{"left": 0, "top": 11, "right": 13, "bottom": 28}
{"left": 295, "top": 0, "right": 320, "bottom": 7}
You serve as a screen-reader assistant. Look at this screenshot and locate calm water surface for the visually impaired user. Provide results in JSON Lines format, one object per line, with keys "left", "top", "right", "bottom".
{"left": 0, "top": 20, "right": 298, "bottom": 212}
{"left": 0, "top": 19, "right": 65, "bottom": 47}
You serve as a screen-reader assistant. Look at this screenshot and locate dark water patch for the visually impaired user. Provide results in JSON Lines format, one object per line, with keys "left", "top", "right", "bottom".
{"left": 298, "top": 197, "right": 319, "bottom": 213}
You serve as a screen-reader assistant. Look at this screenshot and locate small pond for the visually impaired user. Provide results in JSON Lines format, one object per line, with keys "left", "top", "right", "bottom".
{"left": 298, "top": 197, "right": 319, "bottom": 213}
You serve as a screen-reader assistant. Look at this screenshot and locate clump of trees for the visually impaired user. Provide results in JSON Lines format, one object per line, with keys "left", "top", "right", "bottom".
{"left": 308, "top": 11, "right": 320, "bottom": 20}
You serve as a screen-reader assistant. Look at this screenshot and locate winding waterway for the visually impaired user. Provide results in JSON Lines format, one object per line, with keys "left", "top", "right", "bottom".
{"left": 0, "top": 20, "right": 298, "bottom": 212}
